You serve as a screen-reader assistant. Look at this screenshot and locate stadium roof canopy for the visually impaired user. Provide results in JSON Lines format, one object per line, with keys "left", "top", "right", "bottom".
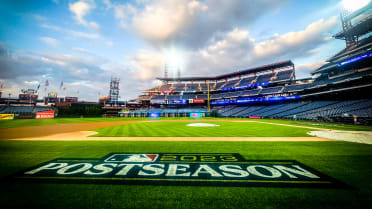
{"left": 157, "top": 60, "right": 294, "bottom": 82}
{"left": 334, "top": 2, "right": 372, "bottom": 40}
{"left": 333, "top": 16, "right": 372, "bottom": 40}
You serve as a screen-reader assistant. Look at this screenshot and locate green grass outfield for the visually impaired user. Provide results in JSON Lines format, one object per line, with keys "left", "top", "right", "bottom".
{"left": 1, "top": 118, "right": 372, "bottom": 208}
{"left": 0, "top": 140, "right": 372, "bottom": 209}
{"left": 92, "top": 121, "right": 313, "bottom": 137}
{"left": 1, "top": 117, "right": 372, "bottom": 131}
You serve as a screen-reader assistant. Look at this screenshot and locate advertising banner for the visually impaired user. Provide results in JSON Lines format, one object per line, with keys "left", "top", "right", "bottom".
{"left": 169, "top": 99, "right": 187, "bottom": 105}
{"left": 193, "top": 99, "right": 205, "bottom": 103}
{"left": 35, "top": 110, "right": 55, "bottom": 119}
{"left": 0, "top": 114, "right": 14, "bottom": 120}
{"left": 190, "top": 113, "right": 202, "bottom": 118}
{"left": 149, "top": 113, "right": 160, "bottom": 118}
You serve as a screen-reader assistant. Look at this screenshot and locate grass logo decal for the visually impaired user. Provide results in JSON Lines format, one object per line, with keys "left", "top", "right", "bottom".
{"left": 10, "top": 153, "right": 347, "bottom": 188}
{"left": 105, "top": 154, "right": 159, "bottom": 163}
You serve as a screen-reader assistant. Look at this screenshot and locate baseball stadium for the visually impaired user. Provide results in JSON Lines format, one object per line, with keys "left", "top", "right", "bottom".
{"left": 1, "top": 1, "right": 372, "bottom": 209}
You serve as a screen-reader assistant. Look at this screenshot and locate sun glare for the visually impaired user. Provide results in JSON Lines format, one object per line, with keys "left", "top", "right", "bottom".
{"left": 342, "top": 0, "right": 370, "bottom": 12}
{"left": 164, "top": 48, "right": 186, "bottom": 73}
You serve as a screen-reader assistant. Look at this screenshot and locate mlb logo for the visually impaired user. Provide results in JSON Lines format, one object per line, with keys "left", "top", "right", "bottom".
{"left": 104, "top": 154, "right": 158, "bottom": 163}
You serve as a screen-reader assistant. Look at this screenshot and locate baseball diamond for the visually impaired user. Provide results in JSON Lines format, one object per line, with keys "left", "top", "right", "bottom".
{"left": 1, "top": 1, "right": 372, "bottom": 209}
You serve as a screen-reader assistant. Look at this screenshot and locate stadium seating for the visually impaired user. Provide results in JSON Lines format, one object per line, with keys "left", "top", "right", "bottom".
{"left": 186, "top": 84, "right": 199, "bottom": 91}
{"left": 159, "top": 84, "right": 172, "bottom": 91}
{"left": 222, "top": 79, "right": 240, "bottom": 89}
{"left": 272, "top": 70, "right": 293, "bottom": 82}
{"left": 214, "top": 82, "right": 227, "bottom": 91}
{"left": 240, "top": 89, "right": 261, "bottom": 96}
{"left": 167, "top": 95, "right": 181, "bottom": 100}
{"left": 199, "top": 84, "right": 208, "bottom": 91}
{"left": 151, "top": 95, "right": 165, "bottom": 100}
{"left": 283, "top": 83, "right": 312, "bottom": 92}
{"left": 0, "top": 105, "right": 7, "bottom": 112}
{"left": 34, "top": 106, "right": 53, "bottom": 112}
{"left": 255, "top": 73, "right": 274, "bottom": 84}
{"left": 259, "top": 87, "right": 283, "bottom": 95}
{"left": 275, "top": 101, "right": 337, "bottom": 117}
{"left": 0, "top": 105, "right": 55, "bottom": 114}
{"left": 237, "top": 76, "right": 256, "bottom": 87}
{"left": 172, "top": 84, "right": 185, "bottom": 91}
{"left": 294, "top": 100, "right": 372, "bottom": 120}
{"left": 1, "top": 106, "right": 34, "bottom": 113}
{"left": 130, "top": 108, "right": 208, "bottom": 114}
{"left": 231, "top": 106, "right": 266, "bottom": 117}
{"left": 216, "top": 100, "right": 372, "bottom": 120}
{"left": 195, "top": 94, "right": 208, "bottom": 99}
{"left": 181, "top": 95, "right": 195, "bottom": 99}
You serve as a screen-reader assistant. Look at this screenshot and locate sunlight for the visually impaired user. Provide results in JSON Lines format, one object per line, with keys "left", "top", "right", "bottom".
{"left": 341, "top": 0, "right": 370, "bottom": 12}
{"left": 164, "top": 47, "right": 186, "bottom": 75}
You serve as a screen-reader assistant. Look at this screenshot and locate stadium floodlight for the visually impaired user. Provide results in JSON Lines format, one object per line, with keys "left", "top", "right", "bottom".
{"left": 164, "top": 47, "right": 186, "bottom": 74}
{"left": 341, "top": 0, "right": 370, "bottom": 12}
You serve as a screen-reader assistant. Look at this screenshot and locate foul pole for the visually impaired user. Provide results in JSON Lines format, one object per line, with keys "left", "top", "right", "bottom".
{"left": 207, "top": 80, "right": 210, "bottom": 112}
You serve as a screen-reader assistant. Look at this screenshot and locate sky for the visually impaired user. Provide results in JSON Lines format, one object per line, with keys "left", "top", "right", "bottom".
{"left": 0, "top": 0, "right": 370, "bottom": 101}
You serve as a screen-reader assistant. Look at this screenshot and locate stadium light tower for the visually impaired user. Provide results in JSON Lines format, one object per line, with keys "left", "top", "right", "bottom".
{"left": 109, "top": 77, "right": 120, "bottom": 104}
{"left": 337, "top": 0, "right": 371, "bottom": 47}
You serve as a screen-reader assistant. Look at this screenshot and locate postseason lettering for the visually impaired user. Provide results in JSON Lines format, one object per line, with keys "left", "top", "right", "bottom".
{"left": 12, "top": 153, "right": 344, "bottom": 188}
{"left": 23, "top": 162, "right": 320, "bottom": 179}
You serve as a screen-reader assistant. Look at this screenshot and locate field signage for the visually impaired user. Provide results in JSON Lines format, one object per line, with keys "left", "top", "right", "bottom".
{"left": 35, "top": 110, "right": 54, "bottom": 119}
{"left": 190, "top": 113, "right": 202, "bottom": 118}
{"left": 192, "top": 99, "right": 205, "bottom": 103}
{"left": 149, "top": 113, "right": 160, "bottom": 118}
{"left": 0, "top": 114, "right": 14, "bottom": 120}
{"left": 10, "top": 153, "right": 346, "bottom": 188}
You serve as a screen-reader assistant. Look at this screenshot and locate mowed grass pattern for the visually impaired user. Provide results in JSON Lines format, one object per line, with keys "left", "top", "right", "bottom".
{"left": 0, "top": 140, "right": 372, "bottom": 209}
{"left": 2, "top": 117, "right": 372, "bottom": 131}
{"left": 92, "top": 121, "right": 314, "bottom": 137}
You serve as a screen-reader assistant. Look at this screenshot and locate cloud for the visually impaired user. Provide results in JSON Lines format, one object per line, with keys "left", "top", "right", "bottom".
{"left": 296, "top": 61, "right": 327, "bottom": 78}
{"left": 107, "top": 0, "right": 285, "bottom": 49}
{"left": 130, "top": 50, "right": 164, "bottom": 80}
{"left": 72, "top": 47, "right": 92, "bottom": 54}
{"left": 106, "top": 41, "right": 113, "bottom": 47}
{"left": 67, "top": 30, "right": 100, "bottom": 39}
{"left": 69, "top": 0, "right": 100, "bottom": 31}
{"left": 0, "top": 43, "right": 48, "bottom": 80}
{"left": 40, "top": 23, "right": 62, "bottom": 31}
{"left": 103, "top": 0, "right": 137, "bottom": 29}
{"left": 40, "top": 23, "right": 100, "bottom": 40}
{"left": 253, "top": 16, "right": 338, "bottom": 59}
{"left": 124, "top": 0, "right": 287, "bottom": 49}
{"left": 24, "top": 80, "right": 39, "bottom": 85}
{"left": 184, "top": 16, "right": 339, "bottom": 77}
{"left": 0, "top": 45, "right": 109, "bottom": 100}
{"left": 131, "top": 0, "right": 208, "bottom": 48}
{"left": 0, "top": 42, "right": 106, "bottom": 83}
{"left": 125, "top": 16, "right": 338, "bottom": 83}
{"left": 114, "top": 4, "right": 137, "bottom": 19}
{"left": 0, "top": 42, "right": 157, "bottom": 101}
{"left": 187, "top": 28, "right": 254, "bottom": 75}
{"left": 40, "top": 37, "right": 60, "bottom": 47}
{"left": 30, "top": 14, "right": 47, "bottom": 22}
